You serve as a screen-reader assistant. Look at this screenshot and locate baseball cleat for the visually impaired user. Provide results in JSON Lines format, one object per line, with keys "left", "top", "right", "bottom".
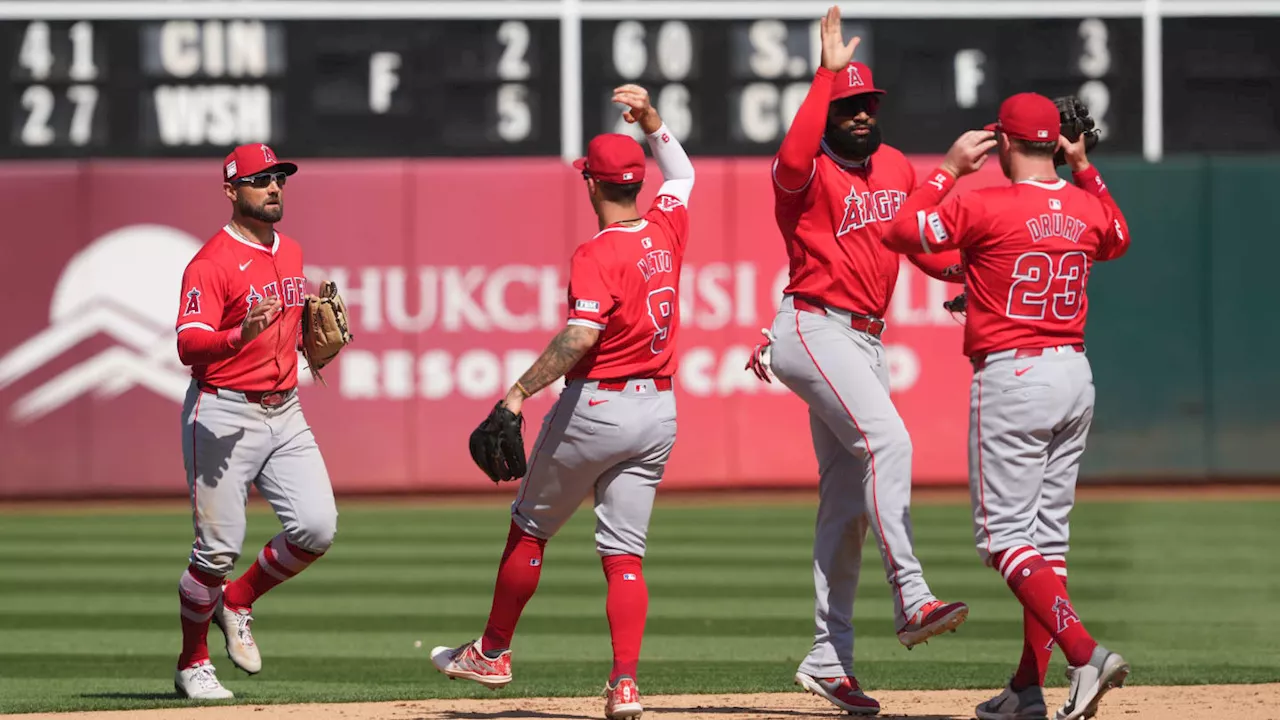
{"left": 603, "top": 676, "right": 643, "bottom": 720}
{"left": 795, "top": 672, "right": 880, "bottom": 715}
{"left": 174, "top": 660, "right": 234, "bottom": 700}
{"left": 1055, "top": 646, "right": 1129, "bottom": 720}
{"left": 896, "top": 599, "right": 969, "bottom": 649}
{"left": 976, "top": 679, "right": 1049, "bottom": 720}
{"left": 212, "top": 599, "right": 261, "bottom": 675}
{"left": 430, "top": 638, "right": 512, "bottom": 689}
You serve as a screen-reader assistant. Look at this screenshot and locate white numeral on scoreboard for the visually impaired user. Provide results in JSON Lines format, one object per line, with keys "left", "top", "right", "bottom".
{"left": 497, "top": 83, "right": 531, "bottom": 142}
{"left": 67, "top": 84, "right": 98, "bottom": 145}
{"left": 19, "top": 21, "right": 97, "bottom": 82}
{"left": 20, "top": 85, "right": 55, "bottom": 146}
{"left": 497, "top": 20, "right": 530, "bottom": 81}
{"left": 19, "top": 21, "right": 54, "bottom": 80}
{"left": 69, "top": 21, "right": 98, "bottom": 81}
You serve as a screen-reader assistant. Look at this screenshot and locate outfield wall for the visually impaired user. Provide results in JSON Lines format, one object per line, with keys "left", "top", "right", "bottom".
{"left": 0, "top": 156, "right": 1275, "bottom": 498}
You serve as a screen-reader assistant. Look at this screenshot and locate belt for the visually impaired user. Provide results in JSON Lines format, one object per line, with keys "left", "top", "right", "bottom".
{"left": 199, "top": 381, "right": 295, "bottom": 407}
{"left": 971, "top": 344, "right": 1085, "bottom": 370}
{"left": 792, "top": 297, "right": 886, "bottom": 338}
{"left": 596, "top": 377, "right": 673, "bottom": 392}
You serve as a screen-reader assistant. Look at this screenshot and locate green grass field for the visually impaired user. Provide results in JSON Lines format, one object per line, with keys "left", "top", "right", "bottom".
{"left": 1, "top": 495, "right": 1278, "bottom": 714}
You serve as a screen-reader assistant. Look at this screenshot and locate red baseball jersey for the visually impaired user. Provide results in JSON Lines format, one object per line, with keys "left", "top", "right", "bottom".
{"left": 175, "top": 225, "right": 308, "bottom": 391}
{"left": 564, "top": 194, "right": 690, "bottom": 381}
{"left": 908, "top": 169, "right": 1130, "bottom": 358}
{"left": 774, "top": 144, "right": 949, "bottom": 317}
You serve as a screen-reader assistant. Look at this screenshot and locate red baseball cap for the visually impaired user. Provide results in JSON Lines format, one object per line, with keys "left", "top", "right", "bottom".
{"left": 223, "top": 143, "right": 298, "bottom": 183}
{"left": 985, "top": 93, "right": 1060, "bottom": 142}
{"left": 573, "top": 134, "right": 646, "bottom": 184}
{"left": 831, "top": 62, "right": 886, "bottom": 102}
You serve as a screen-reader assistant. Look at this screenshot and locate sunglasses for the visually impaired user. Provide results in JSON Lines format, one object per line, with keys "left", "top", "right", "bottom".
{"left": 235, "top": 171, "right": 288, "bottom": 189}
{"left": 832, "top": 95, "right": 880, "bottom": 117}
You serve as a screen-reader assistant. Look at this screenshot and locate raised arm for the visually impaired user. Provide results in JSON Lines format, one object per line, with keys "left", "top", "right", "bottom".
{"left": 613, "top": 84, "right": 695, "bottom": 204}
{"left": 1059, "top": 135, "right": 1131, "bottom": 261}
{"left": 774, "top": 6, "right": 860, "bottom": 191}
{"left": 884, "top": 129, "right": 997, "bottom": 254}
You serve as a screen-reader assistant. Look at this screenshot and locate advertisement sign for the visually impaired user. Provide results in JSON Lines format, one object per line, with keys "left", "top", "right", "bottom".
{"left": 0, "top": 156, "right": 1008, "bottom": 497}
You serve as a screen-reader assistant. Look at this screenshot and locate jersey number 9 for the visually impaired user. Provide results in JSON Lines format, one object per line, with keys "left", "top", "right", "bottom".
{"left": 646, "top": 287, "right": 676, "bottom": 354}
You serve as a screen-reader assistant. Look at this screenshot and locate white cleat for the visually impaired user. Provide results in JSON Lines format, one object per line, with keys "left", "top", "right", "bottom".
{"left": 174, "top": 660, "right": 235, "bottom": 700}
{"left": 212, "top": 600, "right": 262, "bottom": 674}
{"left": 1056, "top": 646, "right": 1130, "bottom": 720}
{"left": 976, "top": 680, "right": 1049, "bottom": 720}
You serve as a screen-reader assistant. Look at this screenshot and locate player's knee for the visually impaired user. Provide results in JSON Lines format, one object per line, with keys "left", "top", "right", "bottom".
{"left": 869, "top": 420, "right": 912, "bottom": 460}
{"left": 287, "top": 506, "right": 338, "bottom": 554}
{"left": 192, "top": 549, "right": 238, "bottom": 578}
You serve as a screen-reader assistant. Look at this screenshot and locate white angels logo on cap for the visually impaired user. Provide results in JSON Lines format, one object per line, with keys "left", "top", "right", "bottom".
{"left": 225, "top": 160, "right": 237, "bottom": 179}
{"left": 847, "top": 65, "right": 865, "bottom": 86}
{"left": 261, "top": 145, "right": 276, "bottom": 163}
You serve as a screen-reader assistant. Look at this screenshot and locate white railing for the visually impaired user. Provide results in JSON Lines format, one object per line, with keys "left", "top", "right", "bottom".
{"left": 3, "top": 0, "right": 1280, "bottom": 161}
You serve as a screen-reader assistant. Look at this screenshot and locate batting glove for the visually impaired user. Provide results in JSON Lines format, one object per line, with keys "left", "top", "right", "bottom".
{"left": 745, "top": 328, "right": 777, "bottom": 384}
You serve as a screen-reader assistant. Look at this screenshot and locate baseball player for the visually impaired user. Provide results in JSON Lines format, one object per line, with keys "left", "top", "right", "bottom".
{"left": 430, "top": 84, "right": 693, "bottom": 720}
{"left": 171, "top": 143, "right": 340, "bottom": 700}
{"left": 881, "top": 92, "right": 1131, "bottom": 720}
{"left": 744, "top": 7, "right": 990, "bottom": 714}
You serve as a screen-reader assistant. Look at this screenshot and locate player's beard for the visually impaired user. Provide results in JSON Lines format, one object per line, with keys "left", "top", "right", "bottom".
{"left": 824, "top": 121, "right": 882, "bottom": 161}
{"left": 238, "top": 194, "right": 283, "bottom": 224}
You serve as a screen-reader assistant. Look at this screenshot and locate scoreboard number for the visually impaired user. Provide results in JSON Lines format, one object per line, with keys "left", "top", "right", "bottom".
{"left": 15, "top": 20, "right": 102, "bottom": 147}
{"left": 19, "top": 21, "right": 98, "bottom": 82}
{"left": 609, "top": 20, "right": 694, "bottom": 141}
{"left": 496, "top": 20, "right": 533, "bottom": 143}
{"left": 1076, "top": 19, "right": 1111, "bottom": 139}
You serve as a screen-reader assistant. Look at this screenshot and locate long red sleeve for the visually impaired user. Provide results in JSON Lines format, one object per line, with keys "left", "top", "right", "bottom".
{"left": 883, "top": 167, "right": 957, "bottom": 253}
{"left": 177, "top": 327, "right": 243, "bottom": 367}
{"left": 1072, "top": 166, "right": 1131, "bottom": 261}
{"left": 907, "top": 252, "right": 965, "bottom": 283}
{"left": 773, "top": 68, "right": 836, "bottom": 191}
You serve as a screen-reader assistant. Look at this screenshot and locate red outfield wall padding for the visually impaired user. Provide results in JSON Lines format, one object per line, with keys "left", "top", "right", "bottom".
{"left": 0, "top": 156, "right": 1011, "bottom": 498}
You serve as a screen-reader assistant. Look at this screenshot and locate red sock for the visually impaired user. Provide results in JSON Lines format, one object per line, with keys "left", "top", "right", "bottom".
{"left": 177, "top": 565, "right": 223, "bottom": 669}
{"left": 1012, "top": 556, "right": 1069, "bottom": 688}
{"left": 603, "top": 554, "right": 648, "bottom": 683}
{"left": 995, "top": 547, "right": 1095, "bottom": 667}
{"left": 481, "top": 522, "right": 547, "bottom": 654}
{"left": 223, "top": 533, "right": 324, "bottom": 611}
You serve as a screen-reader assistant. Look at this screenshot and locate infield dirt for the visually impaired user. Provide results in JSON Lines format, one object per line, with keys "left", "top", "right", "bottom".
{"left": 10, "top": 684, "right": 1280, "bottom": 720}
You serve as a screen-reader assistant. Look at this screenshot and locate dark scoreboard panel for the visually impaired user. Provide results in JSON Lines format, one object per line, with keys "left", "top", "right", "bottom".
{"left": 1, "top": 14, "right": 1277, "bottom": 158}
{"left": 1162, "top": 17, "right": 1280, "bottom": 152}
{"left": 0, "top": 19, "right": 561, "bottom": 157}
{"left": 580, "top": 18, "right": 1144, "bottom": 155}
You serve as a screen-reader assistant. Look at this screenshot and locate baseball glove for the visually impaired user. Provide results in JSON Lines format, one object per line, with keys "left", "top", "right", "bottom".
{"left": 1052, "top": 95, "right": 1100, "bottom": 167}
{"left": 302, "top": 280, "right": 353, "bottom": 385}
{"left": 943, "top": 291, "right": 968, "bottom": 315}
{"left": 469, "top": 402, "right": 528, "bottom": 483}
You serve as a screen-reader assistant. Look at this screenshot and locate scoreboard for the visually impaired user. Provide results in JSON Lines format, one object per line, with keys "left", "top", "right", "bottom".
{"left": 0, "top": 19, "right": 561, "bottom": 157}
{"left": 0, "top": 11, "right": 1277, "bottom": 159}
{"left": 579, "top": 18, "right": 1143, "bottom": 155}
